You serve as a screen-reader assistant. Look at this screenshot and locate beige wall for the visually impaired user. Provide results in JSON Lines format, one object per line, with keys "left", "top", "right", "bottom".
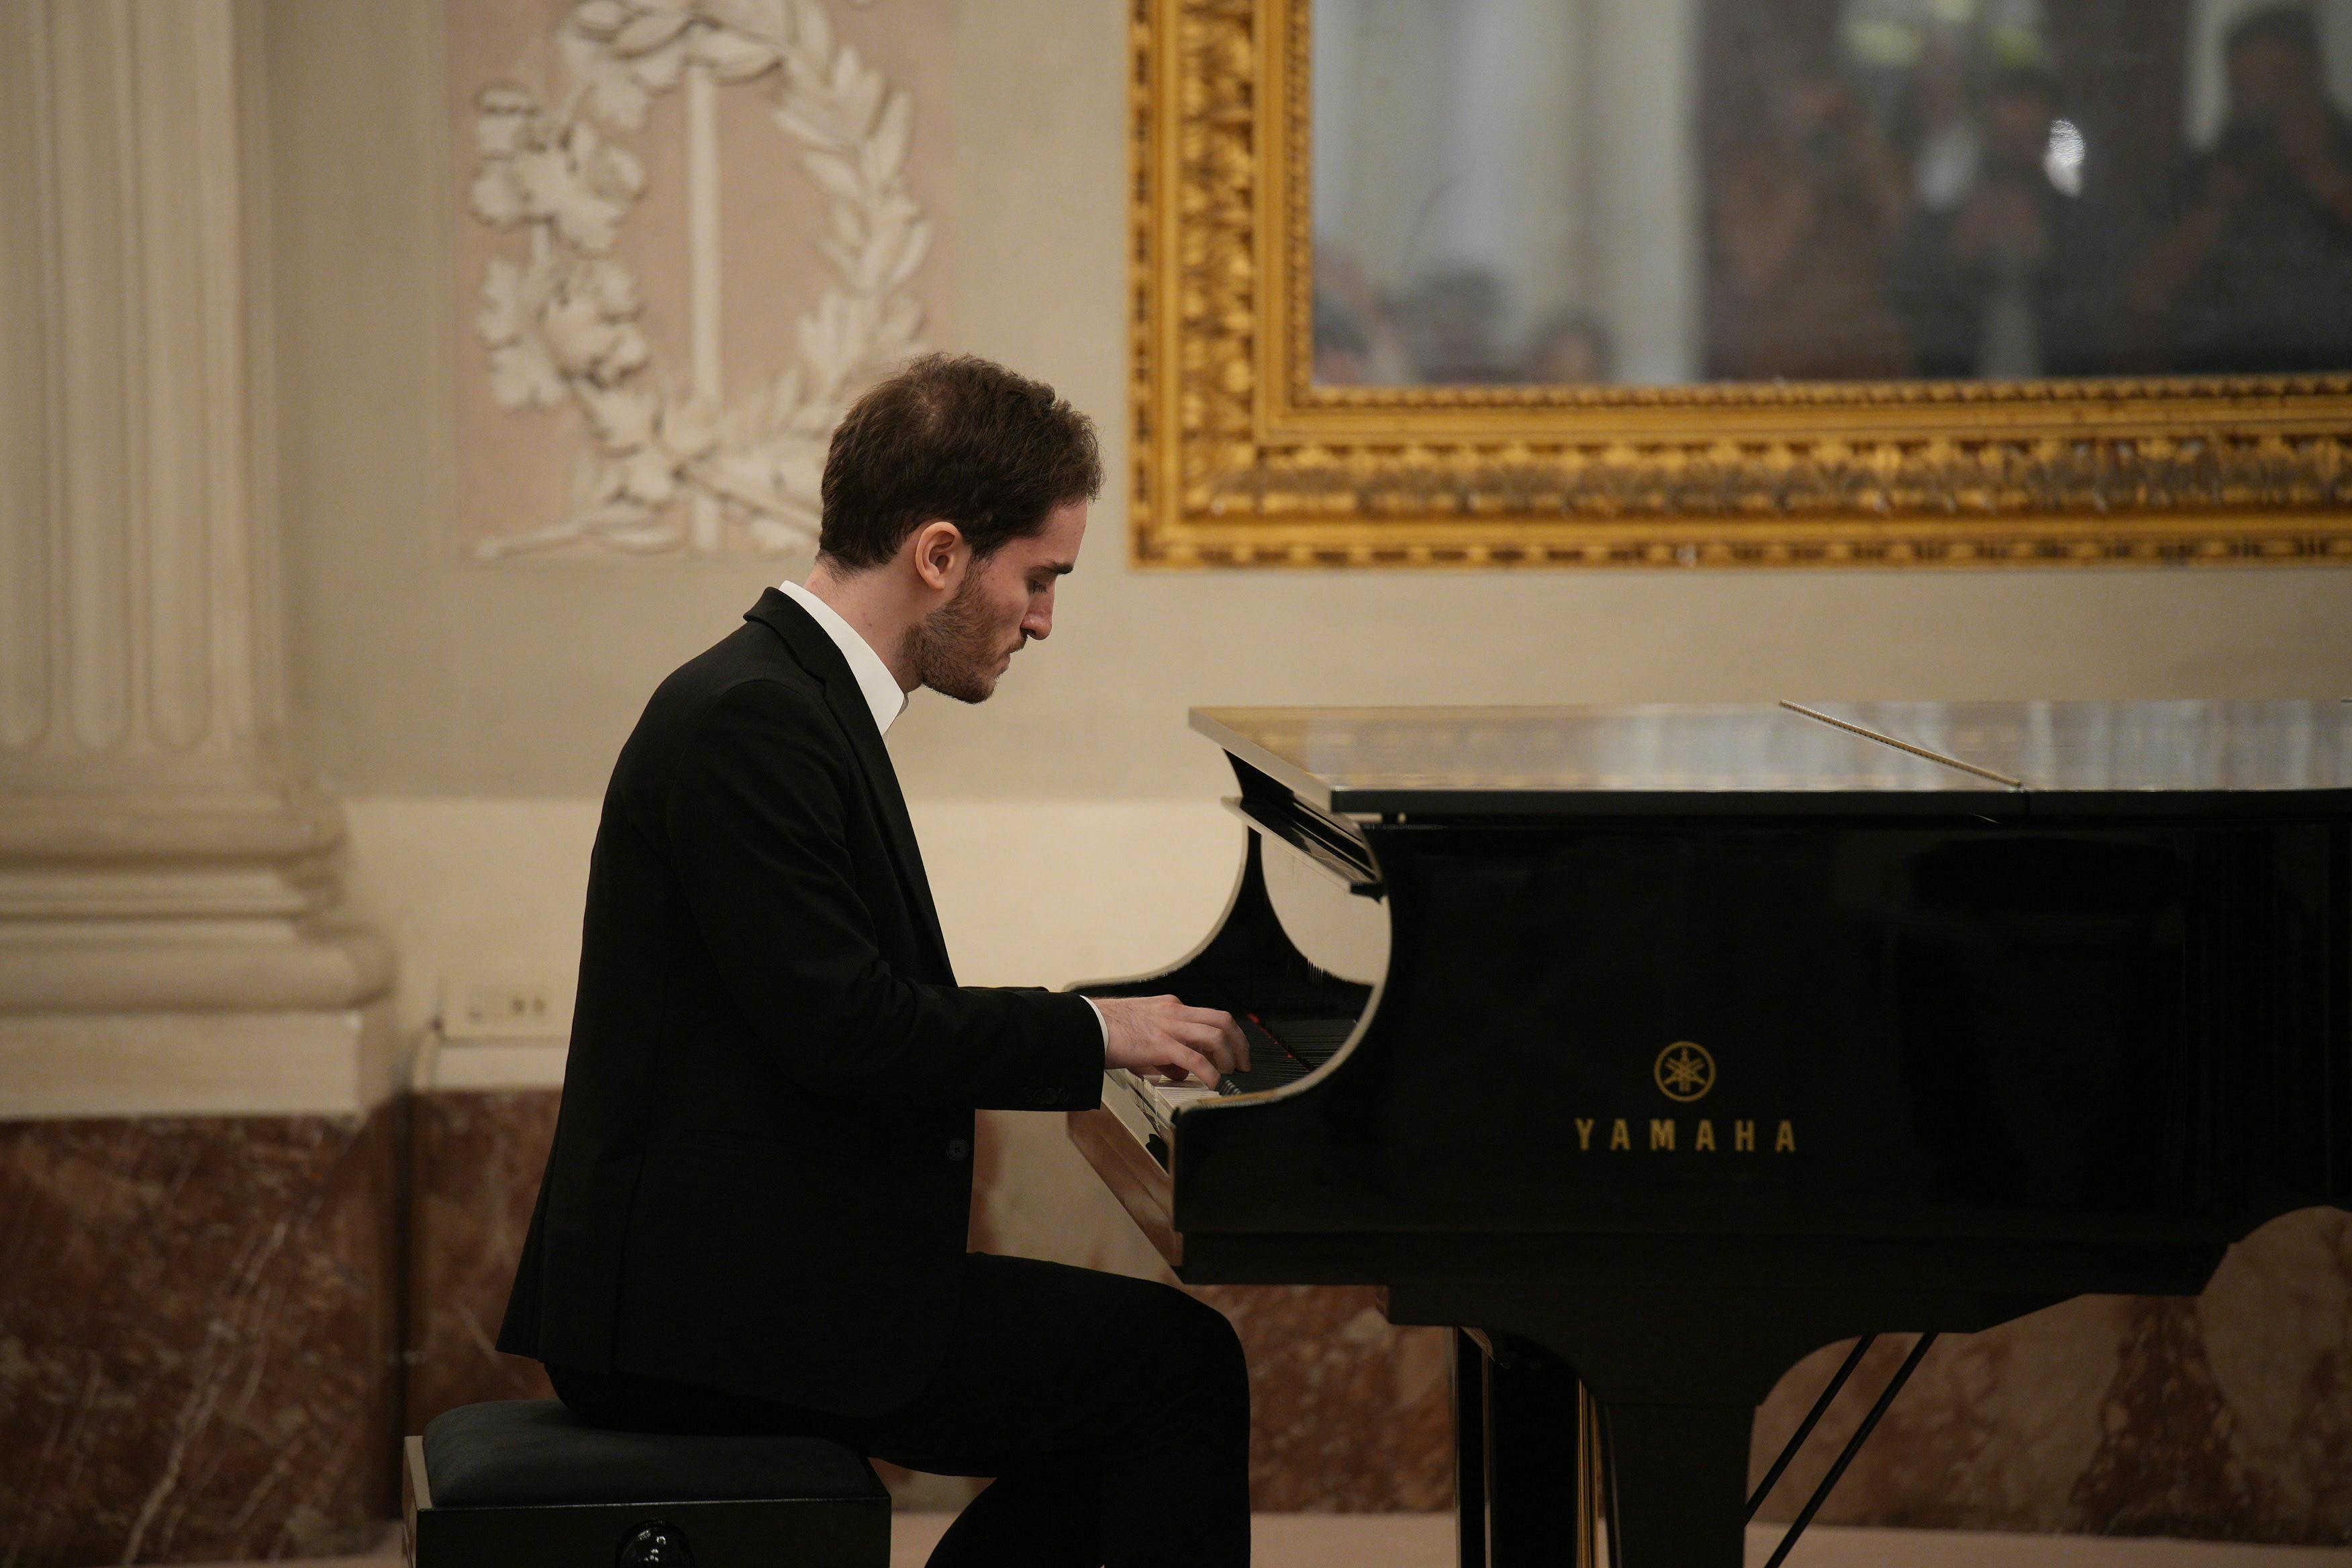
{"left": 341, "top": 795, "right": 1244, "bottom": 1035}
{"left": 273, "top": 0, "right": 2352, "bottom": 812}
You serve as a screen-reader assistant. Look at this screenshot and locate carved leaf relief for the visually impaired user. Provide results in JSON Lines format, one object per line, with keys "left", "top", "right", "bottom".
{"left": 454, "top": 0, "right": 939, "bottom": 558}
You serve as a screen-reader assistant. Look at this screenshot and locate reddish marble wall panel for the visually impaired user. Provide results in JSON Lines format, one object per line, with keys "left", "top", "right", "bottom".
{"left": 1191, "top": 1284, "right": 1456, "bottom": 1512}
{"left": 0, "top": 1111, "right": 401, "bottom": 1567}
{"left": 403, "top": 1089, "right": 559, "bottom": 1431}
{"left": 1751, "top": 1208, "right": 2352, "bottom": 1545}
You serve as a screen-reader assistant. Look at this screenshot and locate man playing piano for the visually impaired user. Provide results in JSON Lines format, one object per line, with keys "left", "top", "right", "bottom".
{"left": 498, "top": 354, "right": 1255, "bottom": 1567}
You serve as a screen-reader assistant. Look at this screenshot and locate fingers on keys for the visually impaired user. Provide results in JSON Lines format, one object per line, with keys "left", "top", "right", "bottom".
{"left": 1142, "top": 996, "right": 1248, "bottom": 1084}
{"left": 1157, "top": 1041, "right": 1218, "bottom": 1089}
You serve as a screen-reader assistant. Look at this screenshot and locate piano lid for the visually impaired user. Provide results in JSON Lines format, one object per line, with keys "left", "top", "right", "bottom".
{"left": 1802, "top": 701, "right": 2352, "bottom": 800}
{"left": 1190, "top": 702, "right": 2352, "bottom": 818}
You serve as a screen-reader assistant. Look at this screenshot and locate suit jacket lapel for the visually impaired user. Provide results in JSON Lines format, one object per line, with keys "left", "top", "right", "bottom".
{"left": 745, "top": 591, "right": 955, "bottom": 981}
{"left": 819, "top": 677, "right": 954, "bottom": 981}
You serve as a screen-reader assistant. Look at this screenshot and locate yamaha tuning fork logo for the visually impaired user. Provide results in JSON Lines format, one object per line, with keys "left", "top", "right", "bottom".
{"left": 1654, "top": 1041, "right": 1715, "bottom": 1103}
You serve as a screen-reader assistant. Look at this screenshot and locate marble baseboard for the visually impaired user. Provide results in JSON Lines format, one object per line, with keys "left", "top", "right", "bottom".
{"left": 401, "top": 1089, "right": 560, "bottom": 1432}
{"left": 1753, "top": 1209, "right": 2352, "bottom": 1545}
{"left": 1191, "top": 1283, "right": 1456, "bottom": 1512}
{"left": 0, "top": 1110, "right": 401, "bottom": 1567}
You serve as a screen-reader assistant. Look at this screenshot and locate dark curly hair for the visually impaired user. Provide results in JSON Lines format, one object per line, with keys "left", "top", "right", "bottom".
{"left": 816, "top": 354, "right": 1102, "bottom": 570}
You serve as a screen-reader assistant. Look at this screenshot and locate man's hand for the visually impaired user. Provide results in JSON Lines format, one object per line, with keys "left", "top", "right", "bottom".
{"left": 1097, "top": 995, "right": 1251, "bottom": 1089}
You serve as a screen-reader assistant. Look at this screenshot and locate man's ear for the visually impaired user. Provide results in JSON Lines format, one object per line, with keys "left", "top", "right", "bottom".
{"left": 910, "top": 520, "right": 967, "bottom": 593}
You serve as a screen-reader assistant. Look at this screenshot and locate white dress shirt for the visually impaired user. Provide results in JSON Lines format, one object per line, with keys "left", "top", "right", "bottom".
{"left": 777, "top": 579, "right": 906, "bottom": 737}
{"left": 777, "top": 579, "right": 1110, "bottom": 1053}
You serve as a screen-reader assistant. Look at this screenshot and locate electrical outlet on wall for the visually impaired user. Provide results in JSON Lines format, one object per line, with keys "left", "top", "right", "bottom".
{"left": 438, "top": 970, "right": 574, "bottom": 1041}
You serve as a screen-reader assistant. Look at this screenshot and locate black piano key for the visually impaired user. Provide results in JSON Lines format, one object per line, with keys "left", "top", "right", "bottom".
{"left": 1216, "top": 1012, "right": 1360, "bottom": 1094}
{"left": 1257, "top": 1014, "right": 1356, "bottom": 1061}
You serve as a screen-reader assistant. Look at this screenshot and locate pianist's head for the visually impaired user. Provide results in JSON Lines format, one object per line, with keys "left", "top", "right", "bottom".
{"left": 810, "top": 354, "right": 1102, "bottom": 704}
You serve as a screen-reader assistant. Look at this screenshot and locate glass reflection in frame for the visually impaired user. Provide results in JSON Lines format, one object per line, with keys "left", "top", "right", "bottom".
{"left": 1310, "top": 0, "right": 2352, "bottom": 389}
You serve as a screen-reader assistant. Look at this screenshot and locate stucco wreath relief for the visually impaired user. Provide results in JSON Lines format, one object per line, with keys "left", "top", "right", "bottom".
{"left": 467, "top": 0, "right": 925, "bottom": 556}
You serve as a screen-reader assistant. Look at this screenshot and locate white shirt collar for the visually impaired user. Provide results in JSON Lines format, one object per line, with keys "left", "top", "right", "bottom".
{"left": 777, "top": 579, "right": 909, "bottom": 737}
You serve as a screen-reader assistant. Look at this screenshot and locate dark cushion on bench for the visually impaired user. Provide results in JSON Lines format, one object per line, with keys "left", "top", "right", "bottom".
{"left": 422, "top": 1401, "right": 886, "bottom": 1508}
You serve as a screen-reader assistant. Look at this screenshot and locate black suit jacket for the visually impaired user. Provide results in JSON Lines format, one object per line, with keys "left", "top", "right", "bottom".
{"left": 497, "top": 590, "right": 1104, "bottom": 1416}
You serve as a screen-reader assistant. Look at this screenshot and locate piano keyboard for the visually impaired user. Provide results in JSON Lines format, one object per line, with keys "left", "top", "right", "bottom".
{"left": 1102, "top": 1010, "right": 1360, "bottom": 1153}
{"left": 1224, "top": 1012, "right": 1355, "bottom": 1091}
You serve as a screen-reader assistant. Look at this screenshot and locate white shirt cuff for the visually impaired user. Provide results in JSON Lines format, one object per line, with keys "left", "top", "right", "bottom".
{"left": 1084, "top": 995, "right": 1109, "bottom": 1053}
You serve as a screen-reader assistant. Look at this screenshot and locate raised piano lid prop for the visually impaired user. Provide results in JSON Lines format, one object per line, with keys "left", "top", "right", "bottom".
{"left": 1065, "top": 702, "right": 2352, "bottom": 1568}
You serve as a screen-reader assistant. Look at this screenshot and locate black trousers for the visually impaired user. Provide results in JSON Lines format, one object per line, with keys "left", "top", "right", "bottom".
{"left": 548, "top": 1252, "right": 1251, "bottom": 1567}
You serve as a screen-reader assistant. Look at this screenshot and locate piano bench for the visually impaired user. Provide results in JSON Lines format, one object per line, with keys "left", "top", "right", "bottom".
{"left": 403, "top": 1400, "right": 891, "bottom": 1568}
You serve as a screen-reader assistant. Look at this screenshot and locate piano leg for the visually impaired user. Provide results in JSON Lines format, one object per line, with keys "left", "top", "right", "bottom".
{"left": 1452, "top": 1332, "right": 1487, "bottom": 1567}
{"left": 1596, "top": 1402, "right": 1754, "bottom": 1568}
{"left": 1462, "top": 1336, "right": 1591, "bottom": 1565}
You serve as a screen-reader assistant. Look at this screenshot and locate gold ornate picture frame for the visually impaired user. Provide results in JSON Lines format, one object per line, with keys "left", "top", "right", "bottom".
{"left": 1128, "top": 0, "right": 2352, "bottom": 569}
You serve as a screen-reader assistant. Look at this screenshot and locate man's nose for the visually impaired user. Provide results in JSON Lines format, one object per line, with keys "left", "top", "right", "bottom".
{"left": 1024, "top": 597, "right": 1053, "bottom": 640}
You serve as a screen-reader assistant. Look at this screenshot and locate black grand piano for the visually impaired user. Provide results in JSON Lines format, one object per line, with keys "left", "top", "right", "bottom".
{"left": 1065, "top": 701, "right": 2351, "bottom": 1567}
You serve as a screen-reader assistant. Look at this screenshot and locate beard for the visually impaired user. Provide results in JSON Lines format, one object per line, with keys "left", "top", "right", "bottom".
{"left": 903, "top": 573, "right": 1014, "bottom": 704}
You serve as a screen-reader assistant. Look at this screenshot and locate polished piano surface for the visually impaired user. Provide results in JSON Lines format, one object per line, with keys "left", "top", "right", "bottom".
{"left": 1065, "top": 702, "right": 2352, "bottom": 1567}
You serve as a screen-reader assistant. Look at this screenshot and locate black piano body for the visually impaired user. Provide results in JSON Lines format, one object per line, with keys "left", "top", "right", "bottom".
{"left": 1066, "top": 701, "right": 2352, "bottom": 1567}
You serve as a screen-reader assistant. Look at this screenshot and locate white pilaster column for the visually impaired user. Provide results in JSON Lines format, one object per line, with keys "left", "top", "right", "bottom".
{"left": 0, "top": 0, "right": 392, "bottom": 1116}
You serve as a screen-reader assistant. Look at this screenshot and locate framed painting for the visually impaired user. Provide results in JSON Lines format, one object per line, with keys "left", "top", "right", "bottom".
{"left": 1130, "top": 0, "right": 2352, "bottom": 567}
